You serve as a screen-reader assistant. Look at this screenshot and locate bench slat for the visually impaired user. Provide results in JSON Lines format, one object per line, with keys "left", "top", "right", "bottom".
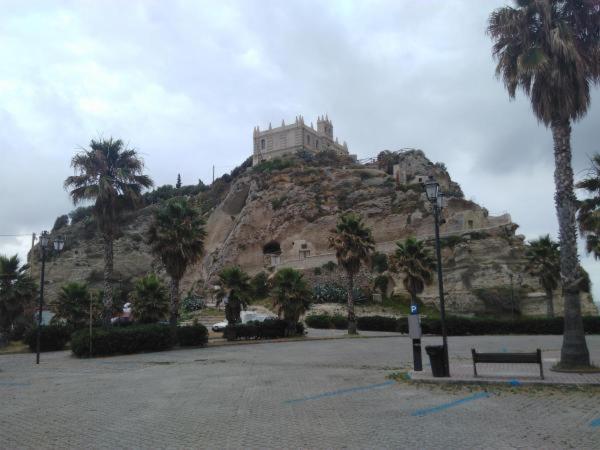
{"left": 475, "top": 353, "right": 538, "bottom": 364}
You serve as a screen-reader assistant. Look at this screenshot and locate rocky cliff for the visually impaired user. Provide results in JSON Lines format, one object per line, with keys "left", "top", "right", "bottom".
{"left": 33, "top": 149, "right": 598, "bottom": 317}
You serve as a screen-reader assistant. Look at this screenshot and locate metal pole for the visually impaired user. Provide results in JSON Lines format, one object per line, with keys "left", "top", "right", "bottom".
{"left": 433, "top": 204, "right": 450, "bottom": 377}
{"left": 89, "top": 296, "right": 93, "bottom": 357}
{"left": 36, "top": 246, "right": 46, "bottom": 365}
{"left": 509, "top": 273, "right": 514, "bottom": 320}
{"left": 212, "top": 165, "right": 215, "bottom": 184}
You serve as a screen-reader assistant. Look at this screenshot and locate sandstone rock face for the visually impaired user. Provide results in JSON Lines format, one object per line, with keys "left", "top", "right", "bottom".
{"left": 33, "top": 149, "right": 598, "bottom": 317}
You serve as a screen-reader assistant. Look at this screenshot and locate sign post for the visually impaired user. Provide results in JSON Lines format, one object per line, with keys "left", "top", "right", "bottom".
{"left": 408, "top": 304, "right": 422, "bottom": 371}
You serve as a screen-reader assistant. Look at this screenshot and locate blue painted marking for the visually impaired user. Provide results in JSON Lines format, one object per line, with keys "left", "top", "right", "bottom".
{"left": 508, "top": 379, "right": 521, "bottom": 386}
{"left": 590, "top": 417, "right": 600, "bottom": 427}
{"left": 411, "top": 392, "right": 490, "bottom": 417}
{"left": 284, "top": 380, "right": 395, "bottom": 404}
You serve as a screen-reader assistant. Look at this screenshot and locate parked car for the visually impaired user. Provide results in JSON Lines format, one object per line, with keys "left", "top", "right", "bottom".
{"left": 212, "top": 320, "right": 228, "bottom": 332}
{"left": 212, "top": 311, "right": 277, "bottom": 332}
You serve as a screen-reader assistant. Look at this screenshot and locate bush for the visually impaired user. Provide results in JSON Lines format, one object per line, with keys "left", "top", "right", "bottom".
{"left": 71, "top": 324, "right": 174, "bottom": 357}
{"left": 304, "top": 314, "right": 333, "bottom": 329}
{"left": 224, "top": 319, "right": 299, "bottom": 340}
{"left": 357, "top": 316, "right": 402, "bottom": 332}
{"left": 52, "top": 214, "right": 69, "bottom": 231}
{"left": 181, "top": 295, "right": 205, "bottom": 313}
{"left": 24, "top": 325, "right": 71, "bottom": 352}
{"left": 129, "top": 274, "right": 169, "bottom": 323}
{"left": 177, "top": 324, "right": 208, "bottom": 347}
{"left": 312, "top": 283, "right": 347, "bottom": 303}
{"left": 331, "top": 314, "right": 348, "bottom": 329}
{"left": 352, "top": 315, "right": 600, "bottom": 335}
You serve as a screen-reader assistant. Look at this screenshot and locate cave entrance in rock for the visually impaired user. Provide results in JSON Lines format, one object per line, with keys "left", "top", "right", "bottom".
{"left": 263, "top": 240, "right": 282, "bottom": 266}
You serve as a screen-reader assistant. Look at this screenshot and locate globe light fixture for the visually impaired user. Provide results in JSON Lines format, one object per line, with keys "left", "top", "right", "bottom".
{"left": 424, "top": 178, "right": 439, "bottom": 202}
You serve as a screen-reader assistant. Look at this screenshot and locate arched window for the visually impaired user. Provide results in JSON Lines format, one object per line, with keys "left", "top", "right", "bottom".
{"left": 306, "top": 135, "right": 310, "bottom": 145}
{"left": 261, "top": 139, "right": 265, "bottom": 150}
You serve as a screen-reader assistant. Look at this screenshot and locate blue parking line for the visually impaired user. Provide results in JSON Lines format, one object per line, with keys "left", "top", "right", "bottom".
{"left": 591, "top": 417, "right": 600, "bottom": 427}
{"left": 284, "top": 380, "right": 395, "bottom": 404}
{"left": 411, "top": 392, "right": 490, "bottom": 417}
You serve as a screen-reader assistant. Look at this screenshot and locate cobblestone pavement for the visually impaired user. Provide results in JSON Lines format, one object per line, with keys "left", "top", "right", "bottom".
{"left": 1, "top": 335, "right": 600, "bottom": 449}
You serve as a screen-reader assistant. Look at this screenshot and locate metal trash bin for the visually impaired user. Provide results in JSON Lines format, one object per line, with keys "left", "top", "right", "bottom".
{"left": 425, "top": 345, "right": 445, "bottom": 377}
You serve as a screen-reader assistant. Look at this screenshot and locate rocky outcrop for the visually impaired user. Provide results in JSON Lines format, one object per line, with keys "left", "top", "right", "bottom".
{"left": 32, "top": 149, "right": 598, "bottom": 317}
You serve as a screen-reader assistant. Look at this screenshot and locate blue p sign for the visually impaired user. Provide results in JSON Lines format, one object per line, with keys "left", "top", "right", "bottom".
{"left": 410, "top": 304, "right": 418, "bottom": 315}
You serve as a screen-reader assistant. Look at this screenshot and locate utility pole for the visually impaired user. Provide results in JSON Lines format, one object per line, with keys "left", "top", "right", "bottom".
{"left": 212, "top": 165, "right": 215, "bottom": 184}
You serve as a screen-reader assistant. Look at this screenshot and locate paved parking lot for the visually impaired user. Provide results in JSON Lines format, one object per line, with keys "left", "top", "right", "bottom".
{"left": 1, "top": 334, "right": 600, "bottom": 449}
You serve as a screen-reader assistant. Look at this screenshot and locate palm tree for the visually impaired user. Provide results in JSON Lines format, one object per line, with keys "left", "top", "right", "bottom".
{"left": 147, "top": 197, "right": 206, "bottom": 335}
{"left": 328, "top": 213, "right": 375, "bottom": 334}
{"left": 270, "top": 268, "right": 311, "bottom": 335}
{"left": 215, "top": 267, "right": 252, "bottom": 324}
{"left": 0, "top": 255, "right": 36, "bottom": 336}
{"left": 488, "top": 1, "right": 599, "bottom": 368}
{"left": 392, "top": 237, "right": 435, "bottom": 310}
{"left": 129, "top": 274, "right": 169, "bottom": 324}
{"left": 64, "top": 138, "right": 153, "bottom": 321}
{"left": 525, "top": 235, "right": 561, "bottom": 317}
{"left": 576, "top": 154, "right": 600, "bottom": 259}
{"left": 52, "top": 282, "right": 92, "bottom": 329}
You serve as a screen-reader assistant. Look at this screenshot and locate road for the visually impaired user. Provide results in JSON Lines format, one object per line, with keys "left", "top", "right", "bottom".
{"left": 1, "top": 334, "right": 599, "bottom": 449}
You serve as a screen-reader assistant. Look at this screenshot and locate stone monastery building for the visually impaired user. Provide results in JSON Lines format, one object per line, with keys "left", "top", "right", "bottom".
{"left": 252, "top": 115, "right": 350, "bottom": 165}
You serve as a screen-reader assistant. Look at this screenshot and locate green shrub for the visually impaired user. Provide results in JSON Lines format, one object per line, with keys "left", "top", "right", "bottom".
{"left": 224, "top": 319, "right": 294, "bottom": 340}
{"left": 24, "top": 325, "right": 71, "bottom": 352}
{"left": 181, "top": 295, "right": 205, "bottom": 313}
{"left": 71, "top": 324, "right": 174, "bottom": 357}
{"left": 177, "top": 324, "right": 208, "bottom": 347}
{"left": 331, "top": 314, "right": 348, "bottom": 329}
{"left": 304, "top": 314, "right": 332, "bottom": 329}
{"left": 351, "top": 315, "right": 600, "bottom": 335}
{"left": 357, "top": 316, "right": 401, "bottom": 332}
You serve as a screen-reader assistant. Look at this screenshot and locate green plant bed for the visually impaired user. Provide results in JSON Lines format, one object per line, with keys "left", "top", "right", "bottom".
{"left": 71, "top": 324, "right": 174, "bottom": 357}
{"left": 224, "top": 319, "right": 303, "bottom": 340}
{"left": 352, "top": 315, "right": 600, "bottom": 335}
{"left": 24, "top": 325, "right": 71, "bottom": 352}
{"left": 305, "top": 314, "right": 333, "bottom": 329}
{"left": 177, "top": 324, "right": 209, "bottom": 347}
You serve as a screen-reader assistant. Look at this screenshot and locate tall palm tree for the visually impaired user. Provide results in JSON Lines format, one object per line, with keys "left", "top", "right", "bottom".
{"left": 488, "top": 0, "right": 599, "bottom": 367}
{"left": 576, "top": 153, "right": 600, "bottom": 259}
{"left": 270, "top": 268, "right": 311, "bottom": 335}
{"left": 215, "top": 267, "right": 252, "bottom": 324}
{"left": 392, "top": 237, "right": 435, "bottom": 310}
{"left": 0, "top": 255, "right": 36, "bottom": 336}
{"left": 526, "top": 235, "right": 561, "bottom": 317}
{"left": 147, "top": 197, "right": 206, "bottom": 335}
{"left": 328, "top": 213, "right": 375, "bottom": 334}
{"left": 64, "top": 138, "right": 153, "bottom": 321}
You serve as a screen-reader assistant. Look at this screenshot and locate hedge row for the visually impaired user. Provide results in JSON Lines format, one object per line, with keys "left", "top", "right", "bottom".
{"left": 305, "top": 314, "right": 348, "bottom": 330}
{"left": 224, "top": 319, "right": 305, "bottom": 341}
{"left": 71, "top": 324, "right": 208, "bottom": 357}
{"left": 356, "top": 315, "right": 600, "bottom": 335}
{"left": 24, "top": 325, "right": 71, "bottom": 352}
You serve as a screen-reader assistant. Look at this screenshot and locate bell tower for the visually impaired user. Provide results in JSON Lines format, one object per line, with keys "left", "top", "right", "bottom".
{"left": 317, "top": 114, "right": 333, "bottom": 139}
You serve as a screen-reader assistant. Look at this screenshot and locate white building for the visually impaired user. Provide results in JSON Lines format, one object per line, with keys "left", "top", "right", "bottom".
{"left": 252, "top": 115, "right": 349, "bottom": 165}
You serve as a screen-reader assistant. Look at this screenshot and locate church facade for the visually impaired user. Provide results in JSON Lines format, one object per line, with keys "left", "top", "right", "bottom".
{"left": 252, "top": 115, "right": 349, "bottom": 165}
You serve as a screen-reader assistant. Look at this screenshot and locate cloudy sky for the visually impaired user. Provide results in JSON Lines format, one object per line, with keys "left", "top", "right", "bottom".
{"left": 0, "top": 0, "right": 598, "bottom": 303}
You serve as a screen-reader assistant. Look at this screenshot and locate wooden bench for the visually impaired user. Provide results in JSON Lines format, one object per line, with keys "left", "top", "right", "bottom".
{"left": 471, "top": 348, "right": 544, "bottom": 380}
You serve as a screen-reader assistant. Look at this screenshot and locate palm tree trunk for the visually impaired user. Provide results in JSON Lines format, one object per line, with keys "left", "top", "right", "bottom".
{"left": 545, "top": 288, "right": 555, "bottom": 318}
{"left": 102, "top": 234, "right": 114, "bottom": 325}
{"left": 347, "top": 272, "right": 358, "bottom": 335}
{"left": 169, "top": 277, "right": 180, "bottom": 339}
{"left": 552, "top": 119, "right": 590, "bottom": 368}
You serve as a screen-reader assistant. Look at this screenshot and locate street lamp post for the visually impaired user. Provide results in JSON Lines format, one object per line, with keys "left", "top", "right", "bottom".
{"left": 424, "top": 178, "right": 450, "bottom": 377}
{"left": 36, "top": 231, "right": 64, "bottom": 364}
